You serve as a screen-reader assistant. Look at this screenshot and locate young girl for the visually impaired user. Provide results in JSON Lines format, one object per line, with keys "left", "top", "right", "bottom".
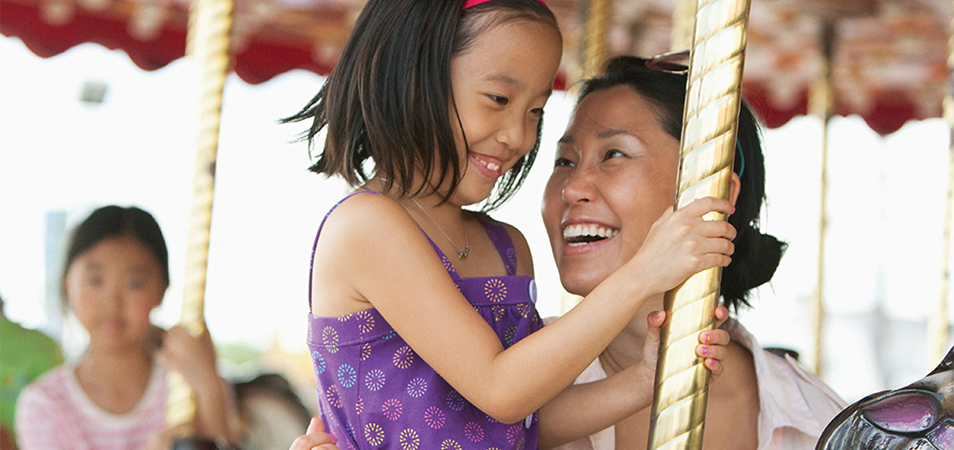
{"left": 14, "top": 205, "right": 241, "bottom": 450}
{"left": 285, "top": 0, "right": 736, "bottom": 448}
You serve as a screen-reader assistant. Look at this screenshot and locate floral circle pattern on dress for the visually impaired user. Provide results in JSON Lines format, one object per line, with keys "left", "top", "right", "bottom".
{"left": 464, "top": 421, "right": 485, "bottom": 442}
{"left": 365, "top": 423, "right": 385, "bottom": 446}
{"left": 383, "top": 330, "right": 397, "bottom": 340}
{"left": 484, "top": 278, "right": 507, "bottom": 303}
{"left": 311, "top": 350, "right": 325, "bottom": 374}
{"left": 360, "top": 342, "right": 372, "bottom": 361}
{"left": 492, "top": 305, "right": 506, "bottom": 322}
{"left": 398, "top": 428, "right": 420, "bottom": 450}
{"left": 325, "top": 384, "right": 341, "bottom": 408}
{"left": 357, "top": 310, "right": 375, "bottom": 334}
{"left": 355, "top": 395, "right": 363, "bottom": 415}
{"left": 382, "top": 398, "right": 403, "bottom": 421}
{"left": 407, "top": 377, "right": 428, "bottom": 398}
{"left": 506, "top": 424, "right": 523, "bottom": 445}
{"left": 446, "top": 390, "right": 466, "bottom": 412}
{"left": 365, "top": 369, "right": 386, "bottom": 391}
{"left": 423, "top": 405, "right": 446, "bottom": 428}
{"left": 338, "top": 363, "right": 357, "bottom": 388}
{"left": 322, "top": 326, "right": 340, "bottom": 353}
{"left": 440, "top": 439, "right": 462, "bottom": 450}
{"left": 393, "top": 345, "right": 415, "bottom": 369}
{"left": 504, "top": 326, "right": 517, "bottom": 347}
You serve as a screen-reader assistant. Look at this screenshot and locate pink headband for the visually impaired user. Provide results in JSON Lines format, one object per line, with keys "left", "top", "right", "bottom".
{"left": 463, "top": 0, "right": 547, "bottom": 9}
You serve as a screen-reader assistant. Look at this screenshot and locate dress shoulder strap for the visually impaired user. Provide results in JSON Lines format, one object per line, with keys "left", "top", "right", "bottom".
{"left": 475, "top": 214, "right": 517, "bottom": 276}
{"left": 307, "top": 191, "right": 462, "bottom": 310}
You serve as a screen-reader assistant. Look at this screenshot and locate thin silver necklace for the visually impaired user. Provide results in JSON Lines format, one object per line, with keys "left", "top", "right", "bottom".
{"left": 379, "top": 178, "right": 470, "bottom": 259}
{"left": 407, "top": 196, "right": 470, "bottom": 259}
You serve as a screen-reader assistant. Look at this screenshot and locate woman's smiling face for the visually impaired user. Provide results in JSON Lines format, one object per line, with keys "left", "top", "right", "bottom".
{"left": 542, "top": 85, "right": 681, "bottom": 296}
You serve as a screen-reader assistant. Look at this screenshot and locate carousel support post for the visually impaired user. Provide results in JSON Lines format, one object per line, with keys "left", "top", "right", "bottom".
{"left": 932, "top": 1, "right": 954, "bottom": 368}
{"left": 581, "top": 0, "right": 610, "bottom": 80}
{"left": 166, "top": 0, "right": 233, "bottom": 446}
{"left": 807, "top": 20, "right": 835, "bottom": 377}
{"left": 647, "top": 0, "right": 751, "bottom": 449}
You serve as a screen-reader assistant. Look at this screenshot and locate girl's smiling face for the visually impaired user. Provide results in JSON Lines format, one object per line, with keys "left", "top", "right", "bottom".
{"left": 64, "top": 234, "right": 166, "bottom": 352}
{"left": 444, "top": 18, "right": 561, "bottom": 206}
{"left": 542, "top": 85, "right": 681, "bottom": 296}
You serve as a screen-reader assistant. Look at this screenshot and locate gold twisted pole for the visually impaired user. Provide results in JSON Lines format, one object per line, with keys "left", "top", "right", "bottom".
{"left": 581, "top": 0, "right": 610, "bottom": 80}
{"left": 166, "top": 0, "right": 233, "bottom": 434}
{"left": 648, "top": 0, "right": 751, "bottom": 449}
{"left": 807, "top": 20, "right": 835, "bottom": 376}
{"left": 932, "top": 0, "right": 954, "bottom": 368}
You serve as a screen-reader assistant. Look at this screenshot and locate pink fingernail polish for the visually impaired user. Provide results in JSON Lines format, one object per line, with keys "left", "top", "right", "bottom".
{"left": 700, "top": 346, "right": 708, "bottom": 356}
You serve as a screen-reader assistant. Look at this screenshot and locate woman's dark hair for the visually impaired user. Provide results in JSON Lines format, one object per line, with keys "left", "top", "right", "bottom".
{"left": 283, "top": 0, "right": 558, "bottom": 211}
{"left": 578, "top": 56, "right": 787, "bottom": 311}
{"left": 63, "top": 205, "right": 170, "bottom": 296}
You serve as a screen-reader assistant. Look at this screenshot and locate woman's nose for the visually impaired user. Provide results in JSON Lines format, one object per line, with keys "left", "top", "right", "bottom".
{"left": 563, "top": 166, "right": 597, "bottom": 203}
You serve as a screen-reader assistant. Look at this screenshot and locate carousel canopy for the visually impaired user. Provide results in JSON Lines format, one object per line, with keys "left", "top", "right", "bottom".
{"left": 1, "top": 0, "right": 949, "bottom": 135}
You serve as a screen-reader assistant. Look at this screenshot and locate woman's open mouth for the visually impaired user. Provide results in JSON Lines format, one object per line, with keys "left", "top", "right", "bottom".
{"left": 563, "top": 223, "right": 619, "bottom": 247}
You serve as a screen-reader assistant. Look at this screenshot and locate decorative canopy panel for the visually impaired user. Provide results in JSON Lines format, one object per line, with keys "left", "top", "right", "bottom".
{"left": 1, "top": 0, "right": 950, "bottom": 134}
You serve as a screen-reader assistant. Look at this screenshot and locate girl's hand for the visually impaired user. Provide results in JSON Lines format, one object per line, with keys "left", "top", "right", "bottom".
{"left": 156, "top": 325, "right": 219, "bottom": 392}
{"left": 639, "top": 305, "right": 731, "bottom": 381}
{"left": 628, "top": 197, "right": 736, "bottom": 296}
{"left": 289, "top": 417, "right": 340, "bottom": 450}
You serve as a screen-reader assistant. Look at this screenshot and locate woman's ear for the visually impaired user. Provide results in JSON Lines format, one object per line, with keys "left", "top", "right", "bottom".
{"left": 729, "top": 172, "right": 741, "bottom": 207}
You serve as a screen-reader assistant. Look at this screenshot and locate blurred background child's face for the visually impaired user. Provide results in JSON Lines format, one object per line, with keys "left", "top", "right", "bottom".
{"left": 64, "top": 235, "right": 166, "bottom": 352}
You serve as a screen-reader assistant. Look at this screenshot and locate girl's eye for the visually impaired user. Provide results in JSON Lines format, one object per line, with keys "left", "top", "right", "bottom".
{"left": 530, "top": 107, "right": 545, "bottom": 117}
{"left": 603, "top": 149, "right": 627, "bottom": 161}
{"left": 87, "top": 275, "right": 102, "bottom": 286}
{"left": 554, "top": 157, "right": 575, "bottom": 168}
{"left": 488, "top": 95, "right": 509, "bottom": 105}
{"left": 129, "top": 279, "right": 145, "bottom": 290}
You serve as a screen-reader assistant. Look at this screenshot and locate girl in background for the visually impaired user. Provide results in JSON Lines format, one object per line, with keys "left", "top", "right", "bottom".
{"left": 15, "top": 205, "right": 243, "bottom": 450}
{"left": 286, "top": 0, "right": 735, "bottom": 447}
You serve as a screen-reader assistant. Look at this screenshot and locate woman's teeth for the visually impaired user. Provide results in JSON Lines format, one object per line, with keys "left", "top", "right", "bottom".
{"left": 563, "top": 224, "right": 619, "bottom": 244}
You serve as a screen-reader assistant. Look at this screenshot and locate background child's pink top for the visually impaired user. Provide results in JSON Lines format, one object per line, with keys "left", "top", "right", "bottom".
{"left": 307, "top": 191, "right": 543, "bottom": 449}
{"left": 15, "top": 362, "right": 168, "bottom": 450}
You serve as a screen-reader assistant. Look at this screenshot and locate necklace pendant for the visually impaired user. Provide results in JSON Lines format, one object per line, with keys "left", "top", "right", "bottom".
{"left": 458, "top": 246, "right": 469, "bottom": 259}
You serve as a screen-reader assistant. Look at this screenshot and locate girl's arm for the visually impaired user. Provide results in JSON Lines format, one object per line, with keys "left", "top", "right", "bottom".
{"left": 313, "top": 194, "right": 735, "bottom": 423}
{"left": 156, "top": 326, "right": 241, "bottom": 445}
{"left": 536, "top": 309, "right": 731, "bottom": 448}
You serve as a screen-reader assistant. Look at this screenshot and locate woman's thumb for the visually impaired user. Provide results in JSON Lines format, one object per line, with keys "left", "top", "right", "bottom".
{"left": 307, "top": 416, "right": 326, "bottom": 434}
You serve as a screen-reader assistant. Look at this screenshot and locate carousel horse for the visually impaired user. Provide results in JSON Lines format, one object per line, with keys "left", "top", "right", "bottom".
{"left": 816, "top": 346, "right": 954, "bottom": 449}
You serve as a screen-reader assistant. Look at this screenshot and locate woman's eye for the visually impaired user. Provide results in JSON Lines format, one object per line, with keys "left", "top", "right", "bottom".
{"left": 530, "top": 107, "right": 545, "bottom": 117}
{"left": 488, "top": 95, "right": 509, "bottom": 105}
{"left": 603, "top": 149, "right": 627, "bottom": 161}
{"left": 554, "top": 157, "right": 575, "bottom": 168}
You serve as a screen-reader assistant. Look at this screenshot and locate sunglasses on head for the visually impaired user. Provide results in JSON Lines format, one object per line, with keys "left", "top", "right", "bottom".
{"left": 643, "top": 49, "right": 690, "bottom": 74}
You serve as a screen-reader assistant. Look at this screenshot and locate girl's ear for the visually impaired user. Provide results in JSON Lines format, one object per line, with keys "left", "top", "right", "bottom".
{"left": 728, "top": 172, "right": 741, "bottom": 207}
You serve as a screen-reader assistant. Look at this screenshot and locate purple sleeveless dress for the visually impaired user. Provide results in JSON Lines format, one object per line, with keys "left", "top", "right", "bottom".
{"left": 307, "top": 191, "right": 543, "bottom": 449}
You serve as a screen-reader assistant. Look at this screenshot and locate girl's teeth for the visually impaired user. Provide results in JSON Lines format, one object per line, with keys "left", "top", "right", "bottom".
{"left": 487, "top": 163, "right": 500, "bottom": 171}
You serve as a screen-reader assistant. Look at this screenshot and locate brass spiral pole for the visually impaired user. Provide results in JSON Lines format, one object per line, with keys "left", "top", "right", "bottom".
{"left": 931, "top": 0, "right": 954, "bottom": 367}
{"left": 807, "top": 20, "right": 835, "bottom": 376}
{"left": 166, "top": 0, "right": 233, "bottom": 434}
{"left": 648, "top": 0, "right": 751, "bottom": 449}
{"left": 581, "top": 0, "right": 610, "bottom": 80}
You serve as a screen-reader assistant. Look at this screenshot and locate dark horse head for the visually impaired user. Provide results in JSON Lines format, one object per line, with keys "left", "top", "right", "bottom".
{"left": 816, "top": 346, "right": 954, "bottom": 449}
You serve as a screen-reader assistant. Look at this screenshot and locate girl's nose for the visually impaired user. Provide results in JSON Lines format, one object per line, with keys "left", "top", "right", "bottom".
{"left": 497, "top": 116, "right": 531, "bottom": 151}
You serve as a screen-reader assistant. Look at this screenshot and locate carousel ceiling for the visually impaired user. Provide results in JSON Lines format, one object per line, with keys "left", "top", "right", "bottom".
{"left": 1, "top": 0, "right": 950, "bottom": 134}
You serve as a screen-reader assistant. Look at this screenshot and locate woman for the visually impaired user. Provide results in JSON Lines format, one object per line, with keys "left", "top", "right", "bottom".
{"left": 537, "top": 55, "right": 846, "bottom": 449}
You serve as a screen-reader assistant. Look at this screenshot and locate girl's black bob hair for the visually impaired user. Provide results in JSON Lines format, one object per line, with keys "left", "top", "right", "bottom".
{"left": 284, "top": 0, "right": 558, "bottom": 211}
